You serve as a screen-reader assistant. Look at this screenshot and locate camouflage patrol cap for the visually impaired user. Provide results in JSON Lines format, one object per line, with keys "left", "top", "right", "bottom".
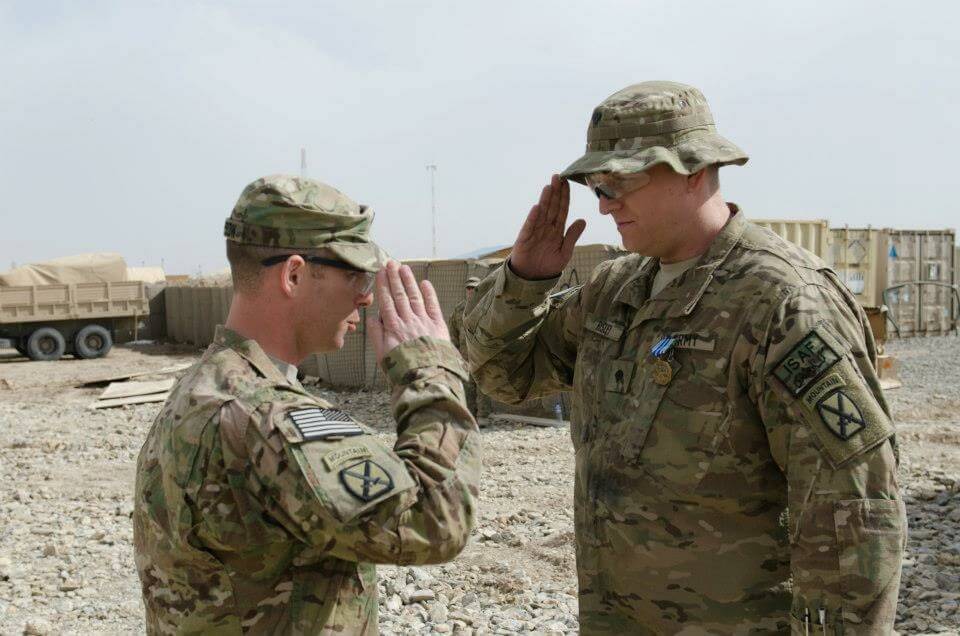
{"left": 224, "top": 174, "right": 388, "bottom": 273}
{"left": 561, "top": 81, "right": 748, "bottom": 184}
{"left": 465, "top": 276, "right": 481, "bottom": 289}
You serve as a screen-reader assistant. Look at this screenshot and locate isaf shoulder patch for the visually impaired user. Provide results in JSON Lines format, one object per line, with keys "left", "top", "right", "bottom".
{"left": 773, "top": 330, "right": 841, "bottom": 396}
{"left": 288, "top": 407, "right": 363, "bottom": 441}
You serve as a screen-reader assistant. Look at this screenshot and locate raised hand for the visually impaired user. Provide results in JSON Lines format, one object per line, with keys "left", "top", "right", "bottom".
{"left": 368, "top": 261, "right": 450, "bottom": 362}
{"left": 509, "top": 174, "right": 586, "bottom": 280}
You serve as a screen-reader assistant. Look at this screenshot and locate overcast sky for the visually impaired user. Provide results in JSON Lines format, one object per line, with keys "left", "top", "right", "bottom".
{"left": 1, "top": 1, "right": 956, "bottom": 274}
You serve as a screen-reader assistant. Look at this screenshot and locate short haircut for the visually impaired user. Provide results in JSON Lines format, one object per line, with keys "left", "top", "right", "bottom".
{"left": 225, "top": 242, "right": 335, "bottom": 293}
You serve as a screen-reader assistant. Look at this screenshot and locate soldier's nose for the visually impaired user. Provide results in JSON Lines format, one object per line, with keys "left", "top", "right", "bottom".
{"left": 598, "top": 197, "right": 618, "bottom": 215}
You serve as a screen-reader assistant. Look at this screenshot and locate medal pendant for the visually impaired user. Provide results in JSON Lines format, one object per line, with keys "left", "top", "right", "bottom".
{"left": 652, "top": 358, "right": 673, "bottom": 386}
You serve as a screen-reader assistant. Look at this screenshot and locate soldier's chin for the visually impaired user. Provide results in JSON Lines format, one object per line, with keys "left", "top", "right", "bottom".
{"left": 310, "top": 334, "right": 345, "bottom": 355}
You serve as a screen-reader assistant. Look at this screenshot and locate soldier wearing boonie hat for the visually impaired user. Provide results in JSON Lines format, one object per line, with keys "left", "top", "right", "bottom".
{"left": 560, "top": 80, "right": 747, "bottom": 184}
{"left": 464, "top": 82, "right": 904, "bottom": 633}
{"left": 134, "top": 174, "right": 481, "bottom": 634}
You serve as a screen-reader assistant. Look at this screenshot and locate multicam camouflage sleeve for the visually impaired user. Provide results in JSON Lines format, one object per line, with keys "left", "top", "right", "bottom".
{"left": 463, "top": 262, "right": 590, "bottom": 402}
{"left": 750, "top": 280, "right": 907, "bottom": 635}
{"left": 446, "top": 299, "right": 465, "bottom": 353}
{"left": 233, "top": 336, "right": 481, "bottom": 565}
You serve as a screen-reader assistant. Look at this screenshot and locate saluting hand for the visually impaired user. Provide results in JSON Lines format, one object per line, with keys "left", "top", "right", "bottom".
{"left": 509, "top": 174, "right": 586, "bottom": 280}
{"left": 368, "top": 261, "right": 450, "bottom": 362}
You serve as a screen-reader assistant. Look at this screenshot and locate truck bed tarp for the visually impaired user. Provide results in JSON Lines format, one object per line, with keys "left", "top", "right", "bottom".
{"left": 126, "top": 267, "right": 167, "bottom": 284}
{"left": 0, "top": 253, "right": 129, "bottom": 286}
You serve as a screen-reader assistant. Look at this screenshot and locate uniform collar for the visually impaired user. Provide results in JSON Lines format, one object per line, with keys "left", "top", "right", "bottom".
{"left": 613, "top": 203, "right": 746, "bottom": 320}
{"left": 213, "top": 325, "right": 292, "bottom": 386}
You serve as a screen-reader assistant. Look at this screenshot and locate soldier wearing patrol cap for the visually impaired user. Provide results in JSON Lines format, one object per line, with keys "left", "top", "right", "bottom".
{"left": 133, "top": 175, "right": 481, "bottom": 634}
{"left": 464, "top": 82, "right": 905, "bottom": 633}
{"left": 447, "top": 276, "right": 487, "bottom": 420}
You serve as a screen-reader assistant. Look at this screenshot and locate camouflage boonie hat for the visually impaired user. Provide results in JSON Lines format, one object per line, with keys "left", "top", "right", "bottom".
{"left": 465, "top": 276, "right": 481, "bottom": 289}
{"left": 561, "top": 81, "right": 748, "bottom": 184}
{"left": 224, "top": 174, "right": 389, "bottom": 273}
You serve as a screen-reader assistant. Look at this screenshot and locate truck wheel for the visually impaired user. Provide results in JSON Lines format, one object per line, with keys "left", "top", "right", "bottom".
{"left": 26, "top": 327, "right": 67, "bottom": 361}
{"left": 74, "top": 324, "right": 113, "bottom": 359}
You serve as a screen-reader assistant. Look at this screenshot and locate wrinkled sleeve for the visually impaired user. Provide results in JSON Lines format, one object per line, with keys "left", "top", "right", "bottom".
{"left": 237, "top": 336, "right": 481, "bottom": 566}
{"left": 749, "top": 282, "right": 906, "bottom": 634}
{"left": 446, "top": 301, "right": 464, "bottom": 353}
{"left": 462, "top": 260, "right": 587, "bottom": 404}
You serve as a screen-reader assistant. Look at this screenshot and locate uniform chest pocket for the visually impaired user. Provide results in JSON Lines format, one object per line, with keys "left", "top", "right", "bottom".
{"left": 618, "top": 357, "right": 729, "bottom": 494}
{"left": 592, "top": 356, "right": 673, "bottom": 452}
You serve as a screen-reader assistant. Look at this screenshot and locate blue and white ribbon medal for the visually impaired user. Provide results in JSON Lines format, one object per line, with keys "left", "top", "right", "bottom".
{"left": 650, "top": 336, "right": 676, "bottom": 386}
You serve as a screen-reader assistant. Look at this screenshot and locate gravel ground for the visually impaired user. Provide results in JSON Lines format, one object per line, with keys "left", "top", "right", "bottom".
{"left": 0, "top": 335, "right": 957, "bottom": 635}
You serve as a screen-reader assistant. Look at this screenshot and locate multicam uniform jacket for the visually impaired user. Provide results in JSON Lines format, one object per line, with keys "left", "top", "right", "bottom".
{"left": 448, "top": 299, "right": 482, "bottom": 417}
{"left": 464, "top": 210, "right": 906, "bottom": 635}
{"left": 133, "top": 327, "right": 480, "bottom": 635}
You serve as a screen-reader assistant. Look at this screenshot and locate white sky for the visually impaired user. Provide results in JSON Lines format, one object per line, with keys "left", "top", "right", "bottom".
{"left": 1, "top": 1, "right": 956, "bottom": 274}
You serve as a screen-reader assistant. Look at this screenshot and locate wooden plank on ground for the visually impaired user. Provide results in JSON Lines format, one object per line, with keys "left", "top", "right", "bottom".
{"left": 99, "top": 379, "right": 175, "bottom": 400}
{"left": 77, "top": 363, "right": 192, "bottom": 388}
{"left": 89, "top": 393, "right": 170, "bottom": 410}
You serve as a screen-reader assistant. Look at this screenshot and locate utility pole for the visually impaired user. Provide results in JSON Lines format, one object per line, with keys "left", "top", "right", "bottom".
{"left": 426, "top": 164, "right": 438, "bottom": 257}
{"left": 300, "top": 148, "right": 307, "bottom": 178}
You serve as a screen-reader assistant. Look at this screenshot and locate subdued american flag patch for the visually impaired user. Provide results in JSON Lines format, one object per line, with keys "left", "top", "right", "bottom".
{"left": 288, "top": 407, "right": 363, "bottom": 441}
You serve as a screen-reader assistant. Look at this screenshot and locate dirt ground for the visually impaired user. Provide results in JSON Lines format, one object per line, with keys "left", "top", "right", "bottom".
{"left": 0, "top": 336, "right": 958, "bottom": 635}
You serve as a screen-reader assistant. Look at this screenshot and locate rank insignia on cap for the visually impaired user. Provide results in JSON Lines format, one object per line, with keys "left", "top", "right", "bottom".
{"left": 339, "top": 459, "right": 394, "bottom": 502}
{"left": 288, "top": 408, "right": 363, "bottom": 441}
{"left": 817, "top": 390, "right": 866, "bottom": 440}
{"left": 772, "top": 330, "right": 841, "bottom": 397}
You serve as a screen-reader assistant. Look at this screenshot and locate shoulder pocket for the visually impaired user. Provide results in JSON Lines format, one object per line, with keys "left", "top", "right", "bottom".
{"left": 769, "top": 323, "right": 894, "bottom": 468}
{"left": 276, "top": 411, "right": 417, "bottom": 523}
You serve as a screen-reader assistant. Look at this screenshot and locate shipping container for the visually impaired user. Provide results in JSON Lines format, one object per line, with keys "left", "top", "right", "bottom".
{"left": 751, "top": 219, "right": 831, "bottom": 260}
{"left": 829, "top": 227, "right": 889, "bottom": 308}
{"left": 884, "top": 230, "right": 957, "bottom": 336}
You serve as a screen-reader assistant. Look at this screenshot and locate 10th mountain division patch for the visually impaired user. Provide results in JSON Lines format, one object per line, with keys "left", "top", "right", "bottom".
{"left": 339, "top": 459, "right": 394, "bottom": 502}
{"left": 816, "top": 390, "right": 866, "bottom": 440}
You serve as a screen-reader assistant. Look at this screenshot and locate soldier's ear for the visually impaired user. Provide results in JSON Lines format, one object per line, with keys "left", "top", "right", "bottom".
{"left": 279, "top": 255, "right": 307, "bottom": 298}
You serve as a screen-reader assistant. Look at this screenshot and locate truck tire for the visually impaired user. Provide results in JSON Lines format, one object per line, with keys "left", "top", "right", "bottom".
{"left": 26, "top": 327, "right": 67, "bottom": 361}
{"left": 74, "top": 324, "right": 112, "bottom": 359}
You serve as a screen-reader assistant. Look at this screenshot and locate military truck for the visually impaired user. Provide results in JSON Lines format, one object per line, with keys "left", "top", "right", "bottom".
{"left": 0, "top": 254, "right": 150, "bottom": 361}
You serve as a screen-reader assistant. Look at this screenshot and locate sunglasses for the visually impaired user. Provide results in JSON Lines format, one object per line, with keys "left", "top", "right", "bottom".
{"left": 584, "top": 171, "right": 652, "bottom": 200}
{"left": 260, "top": 254, "right": 376, "bottom": 295}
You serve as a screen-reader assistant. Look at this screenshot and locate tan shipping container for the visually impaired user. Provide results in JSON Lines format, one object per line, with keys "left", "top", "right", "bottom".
{"left": 751, "top": 219, "right": 831, "bottom": 260}
{"left": 829, "top": 227, "right": 889, "bottom": 308}
{"left": 884, "top": 230, "right": 957, "bottom": 336}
